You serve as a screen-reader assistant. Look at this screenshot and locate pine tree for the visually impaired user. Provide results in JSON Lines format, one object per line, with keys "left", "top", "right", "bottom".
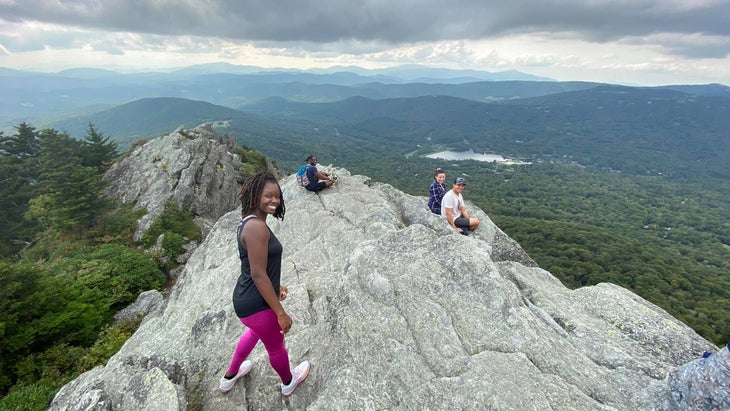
{"left": 0, "top": 123, "right": 42, "bottom": 256}
{"left": 81, "top": 123, "right": 118, "bottom": 168}
{"left": 26, "top": 129, "right": 111, "bottom": 233}
{"left": 0, "top": 122, "right": 41, "bottom": 158}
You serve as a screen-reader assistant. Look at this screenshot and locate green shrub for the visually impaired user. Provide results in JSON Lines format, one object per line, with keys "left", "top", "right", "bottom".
{"left": 140, "top": 202, "right": 201, "bottom": 264}
{"left": 1, "top": 317, "right": 142, "bottom": 410}
{"left": 141, "top": 202, "right": 200, "bottom": 246}
{"left": 78, "top": 317, "right": 142, "bottom": 371}
{"left": 84, "top": 203, "right": 144, "bottom": 244}
{"left": 86, "top": 244, "right": 166, "bottom": 309}
{"left": 161, "top": 232, "right": 185, "bottom": 262}
{"left": 14, "top": 344, "right": 85, "bottom": 384}
{"left": 235, "top": 146, "right": 268, "bottom": 178}
{"left": 0, "top": 378, "right": 62, "bottom": 411}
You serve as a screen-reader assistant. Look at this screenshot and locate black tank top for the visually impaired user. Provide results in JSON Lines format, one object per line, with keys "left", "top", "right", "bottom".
{"left": 232, "top": 215, "right": 283, "bottom": 318}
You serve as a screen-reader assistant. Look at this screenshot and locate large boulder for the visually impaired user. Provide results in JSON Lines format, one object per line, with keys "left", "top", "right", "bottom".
{"left": 664, "top": 343, "right": 729, "bottom": 410}
{"left": 104, "top": 123, "right": 242, "bottom": 240}
{"left": 50, "top": 168, "right": 717, "bottom": 410}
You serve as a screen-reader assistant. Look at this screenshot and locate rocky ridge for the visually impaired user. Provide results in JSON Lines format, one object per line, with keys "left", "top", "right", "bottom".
{"left": 50, "top": 137, "right": 722, "bottom": 410}
{"left": 104, "top": 123, "right": 241, "bottom": 241}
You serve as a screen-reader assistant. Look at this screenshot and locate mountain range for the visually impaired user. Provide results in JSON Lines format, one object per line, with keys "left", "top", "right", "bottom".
{"left": 42, "top": 83, "right": 730, "bottom": 183}
{"left": 3, "top": 63, "right": 728, "bottom": 137}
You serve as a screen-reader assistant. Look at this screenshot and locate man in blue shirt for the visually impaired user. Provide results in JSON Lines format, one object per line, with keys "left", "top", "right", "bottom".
{"left": 304, "top": 155, "right": 336, "bottom": 192}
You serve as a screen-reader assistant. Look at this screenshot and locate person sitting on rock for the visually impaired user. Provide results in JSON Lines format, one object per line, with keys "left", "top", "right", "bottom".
{"left": 427, "top": 167, "right": 447, "bottom": 214}
{"left": 441, "top": 177, "right": 480, "bottom": 235}
{"left": 304, "top": 155, "right": 336, "bottom": 192}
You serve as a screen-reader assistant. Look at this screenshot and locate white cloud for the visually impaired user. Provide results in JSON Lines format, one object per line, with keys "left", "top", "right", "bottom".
{"left": 0, "top": 0, "right": 728, "bottom": 85}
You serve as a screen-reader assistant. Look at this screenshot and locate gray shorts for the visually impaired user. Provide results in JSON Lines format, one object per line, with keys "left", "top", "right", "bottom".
{"left": 454, "top": 217, "right": 470, "bottom": 229}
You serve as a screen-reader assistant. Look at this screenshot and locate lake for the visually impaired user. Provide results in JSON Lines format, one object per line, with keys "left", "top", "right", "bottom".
{"left": 425, "top": 150, "right": 528, "bottom": 164}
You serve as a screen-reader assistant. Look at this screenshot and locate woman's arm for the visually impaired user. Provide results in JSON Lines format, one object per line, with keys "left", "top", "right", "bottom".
{"left": 430, "top": 183, "right": 445, "bottom": 201}
{"left": 242, "top": 219, "right": 292, "bottom": 334}
{"left": 429, "top": 183, "right": 437, "bottom": 198}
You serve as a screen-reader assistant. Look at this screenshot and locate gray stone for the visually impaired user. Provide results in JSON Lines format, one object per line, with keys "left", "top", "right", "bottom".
{"left": 48, "top": 367, "right": 112, "bottom": 411}
{"left": 662, "top": 343, "right": 730, "bottom": 410}
{"left": 175, "top": 240, "right": 199, "bottom": 265}
{"left": 114, "top": 290, "right": 163, "bottom": 324}
{"left": 104, "top": 123, "right": 243, "bottom": 241}
{"left": 121, "top": 367, "right": 186, "bottom": 411}
{"left": 51, "top": 167, "right": 718, "bottom": 410}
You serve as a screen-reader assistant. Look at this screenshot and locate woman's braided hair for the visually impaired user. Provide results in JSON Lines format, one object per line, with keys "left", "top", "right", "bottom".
{"left": 238, "top": 171, "right": 285, "bottom": 220}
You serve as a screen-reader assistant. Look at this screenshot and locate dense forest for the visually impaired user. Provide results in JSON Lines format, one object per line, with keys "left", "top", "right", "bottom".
{"left": 0, "top": 123, "right": 268, "bottom": 410}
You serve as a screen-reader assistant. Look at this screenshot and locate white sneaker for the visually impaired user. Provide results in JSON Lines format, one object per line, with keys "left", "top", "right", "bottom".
{"left": 219, "top": 360, "right": 253, "bottom": 393}
{"left": 281, "top": 360, "right": 310, "bottom": 397}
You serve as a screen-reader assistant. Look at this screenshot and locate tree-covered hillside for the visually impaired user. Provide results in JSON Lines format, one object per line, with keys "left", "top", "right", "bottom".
{"left": 1, "top": 64, "right": 600, "bottom": 132}
{"left": 0, "top": 122, "right": 167, "bottom": 407}
{"left": 242, "top": 86, "right": 730, "bottom": 180}
{"left": 49, "top": 97, "right": 249, "bottom": 151}
{"left": 0, "top": 122, "right": 271, "bottom": 409}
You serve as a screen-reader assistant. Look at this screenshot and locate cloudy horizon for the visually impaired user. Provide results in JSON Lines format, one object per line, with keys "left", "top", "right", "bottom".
{"left": 1, "top": 0, "right": 729, "bottom": 86}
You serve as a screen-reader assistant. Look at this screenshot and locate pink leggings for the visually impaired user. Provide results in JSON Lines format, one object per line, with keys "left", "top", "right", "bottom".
{"left": 226, "top": 309, "right": 292, "bottom": 383}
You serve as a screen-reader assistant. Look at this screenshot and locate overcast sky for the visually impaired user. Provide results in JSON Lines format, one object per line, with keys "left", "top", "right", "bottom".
{"left": 1, "top": 0, "right": 729, "bottom": 85}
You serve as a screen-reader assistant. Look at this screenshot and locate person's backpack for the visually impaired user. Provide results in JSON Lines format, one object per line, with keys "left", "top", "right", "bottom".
{"left": 296, "top": 164, "right": 310, "bottom": 187}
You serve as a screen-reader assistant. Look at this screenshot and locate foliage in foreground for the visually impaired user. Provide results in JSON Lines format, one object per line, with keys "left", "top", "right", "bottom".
{"left": 0, "top": 121, "right": 268, "bottom": 408}
{"left": 0, "top": 122, "right": 161, "bottom": 406}
{"left": 0, "top": 317, "right": 142, "bottom": 411}
{"left": 141, "top": 201, "right": 203, "bottom": 263}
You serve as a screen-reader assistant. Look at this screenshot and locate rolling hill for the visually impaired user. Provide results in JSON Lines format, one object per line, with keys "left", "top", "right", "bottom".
{"left": 49, "top": 97, "right": 282, "bottom": 151}
{"left": 239, "top": 86, "right": 730, "bottom": 181}
{"left": 0, "top": 65, "right": 556, "bottom": 132}
{"left": 51, "top": 84, "right": 730, "bottom": 183}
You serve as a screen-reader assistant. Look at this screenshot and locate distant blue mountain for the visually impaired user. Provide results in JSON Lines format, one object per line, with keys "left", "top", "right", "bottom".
{"left": 662, "top": 83, "right": 730, "bottom": 98}
{"left": 1, "top": 63, "right": 727, "bottom": 134}
{"left": 49, "top": 97, "right": 250, "bottom": 150}
{"left": 307, "top": 64, "right": 553, "bottom": 83}
{"left": 55, "top": 68, "right": 124, "bottom": 79}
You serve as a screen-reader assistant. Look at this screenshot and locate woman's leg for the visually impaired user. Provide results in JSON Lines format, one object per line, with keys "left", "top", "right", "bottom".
{"left": 242, "top": 309, "right": 293, "bottom": 383}
{"left": 225, "top": 324, "right": 260, "bottom": 376}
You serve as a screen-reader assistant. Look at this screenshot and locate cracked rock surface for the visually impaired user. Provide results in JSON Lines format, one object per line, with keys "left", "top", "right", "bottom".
{"left": 51, "top": 168, "right": 716, "bottom": 410}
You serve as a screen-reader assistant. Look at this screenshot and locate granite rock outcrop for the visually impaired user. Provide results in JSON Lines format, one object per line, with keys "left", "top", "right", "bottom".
{"left": 104, "top": 123, "right": 242, "bottom": 240}
{"left": 51, "top": 165, "right": 718, "bottom": 410}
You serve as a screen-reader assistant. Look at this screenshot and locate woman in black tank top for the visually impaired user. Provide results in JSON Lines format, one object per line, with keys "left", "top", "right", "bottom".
{"left": 220, "top": 171, "right": 310, "bottom": 396}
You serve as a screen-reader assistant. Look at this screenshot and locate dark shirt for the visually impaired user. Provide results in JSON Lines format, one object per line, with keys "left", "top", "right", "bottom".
{"left": 428, "top": 181, "right": 446, "bottom": 214}
{"left": 232, "top": 216, "right": 283, "bottom": 318}
{"left": 305, "top": 164, "right": 319, "bottom": 191}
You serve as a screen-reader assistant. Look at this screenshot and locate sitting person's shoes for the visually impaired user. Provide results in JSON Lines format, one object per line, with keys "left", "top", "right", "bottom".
{"left": 219, "top": 360, "right": 253, "bottom": 393}
{"left": 461, "top": 229, "right": 471, "bottom": 236}
{"left": 281, "top": 360, "right": 311, "bottom": 397}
